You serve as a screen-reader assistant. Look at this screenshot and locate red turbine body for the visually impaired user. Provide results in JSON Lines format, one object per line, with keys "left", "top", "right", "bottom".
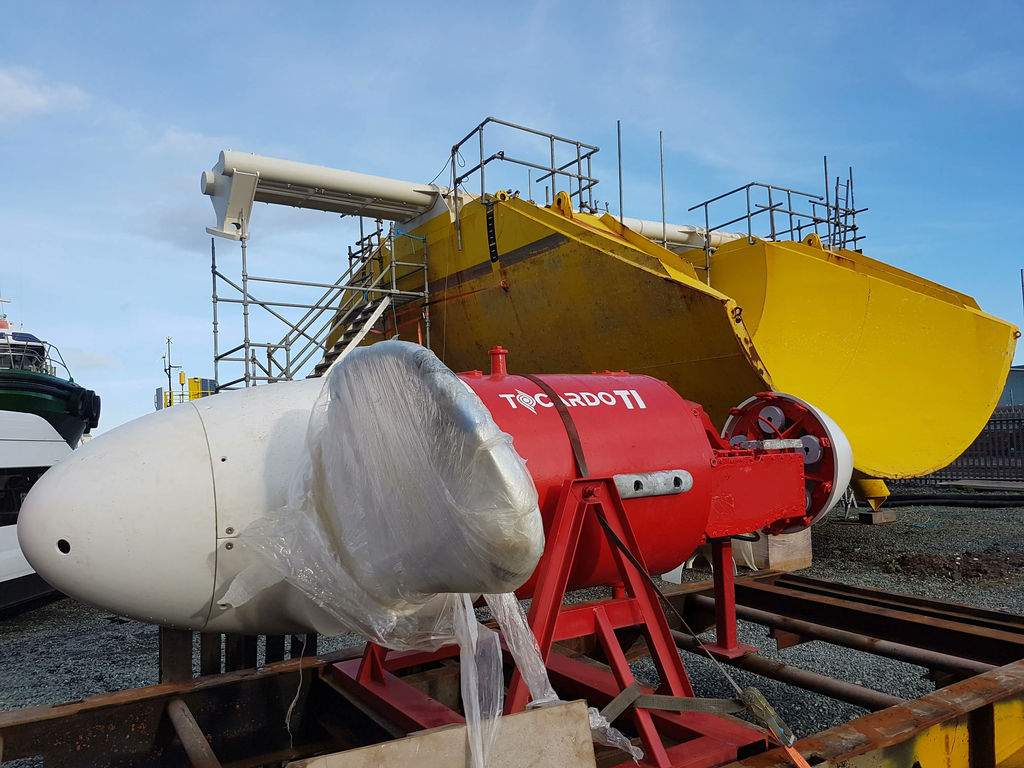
{"left": 458, "top": 349, "right": 807, "bottom": 595}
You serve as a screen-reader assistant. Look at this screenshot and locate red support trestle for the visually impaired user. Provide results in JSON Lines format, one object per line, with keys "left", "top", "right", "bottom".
{"left": 329, "top": 478, "right": 769, "bottom": 767}
{"left": 356, "top": 641, "right": 387, "bottom": 683}
{"left": 699, "top": 539, "right": 758, "bottom": 659}
{"left": 505, "top": 478, "right": 766, "bottom": 767}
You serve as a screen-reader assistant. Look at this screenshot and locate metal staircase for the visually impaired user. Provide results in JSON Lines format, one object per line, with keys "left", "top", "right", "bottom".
{"left": 310, "top": 296, "right": 392, "bottom": 378}
{"left": 306, "top": 224, "right": 428, "bottom": 379}
{"left": 210, "top": 219, "right": 428, "bottom": 388}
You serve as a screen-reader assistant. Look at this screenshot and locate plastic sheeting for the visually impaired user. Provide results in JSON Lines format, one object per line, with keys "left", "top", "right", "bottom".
{"left": 235, "top": 341, "right": 639, "bottom": 765}
{"left": 241, "top": 341, "right": 543, "bottom": 641}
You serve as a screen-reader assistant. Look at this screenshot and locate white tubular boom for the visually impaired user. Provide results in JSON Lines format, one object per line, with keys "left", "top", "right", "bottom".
{"left": 200, "top": 149, "right": 742, "bottom": 252}
{"left": 617, "top": 216, "right": 744, "bottom": 252}
{"left": 201, "top": 150, "right": 443, "bottom": 240}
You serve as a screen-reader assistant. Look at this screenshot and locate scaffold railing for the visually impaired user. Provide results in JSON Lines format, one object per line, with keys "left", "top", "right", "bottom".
{"left": 687, "top": 160, "right": 867, "bottom": 275}
{"left": 211, "top": 218, "right": 428, "bottom": 389}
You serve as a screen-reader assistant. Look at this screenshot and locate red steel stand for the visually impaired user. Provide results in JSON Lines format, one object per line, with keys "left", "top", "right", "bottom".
{"left": 699, "top": 539, "right": 758, "bottom": 659}
{"left": 328, "top": 478, "right": 768, "bottom": 767}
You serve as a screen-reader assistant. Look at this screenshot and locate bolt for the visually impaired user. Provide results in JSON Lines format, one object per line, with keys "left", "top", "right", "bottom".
{"left": 225, "top": 527, "right": 235, "bottom": 535}
{"left": 582, "top": 486, "right": 596, "bottom": 498}
{"left": 225, "top": 542, "right": 234, "bottom": 550}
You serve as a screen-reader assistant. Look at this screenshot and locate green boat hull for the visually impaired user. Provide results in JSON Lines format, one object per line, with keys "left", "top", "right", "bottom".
{"left": 0, "top": 370, "right": 100, "bottom": 448}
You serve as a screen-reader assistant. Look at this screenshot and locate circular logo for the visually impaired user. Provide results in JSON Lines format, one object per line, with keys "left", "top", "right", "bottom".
{"left": 515, "top": 390, "right": 538, "bottom": 413}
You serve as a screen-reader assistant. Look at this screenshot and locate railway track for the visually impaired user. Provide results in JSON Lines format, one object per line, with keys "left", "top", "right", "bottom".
{"left": 682, "top": 573, "right": 1024, "bottom": 667}
{"left": 2, "top": 574, "right": 1022, "bottom": 767}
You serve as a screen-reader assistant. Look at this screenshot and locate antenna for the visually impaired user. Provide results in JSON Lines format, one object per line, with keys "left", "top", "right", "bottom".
{"left": 163, "top": 336, "right": 181, "bottom": 407}
{"left": 659, "top": 130, "right": 667, "bottom": 247}
{"left": 617, "top": 120, "right": 624, "bottom": 225}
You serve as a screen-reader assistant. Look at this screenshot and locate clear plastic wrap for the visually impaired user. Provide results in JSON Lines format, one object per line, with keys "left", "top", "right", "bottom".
{"left": 234, "top": 341, "right": 639, "bottom": 765}
{"left": 240, "top": 340, "right": 545, "bottom": 644}
{"left": 485, "top": 593, "right": 642, "bottom": 762}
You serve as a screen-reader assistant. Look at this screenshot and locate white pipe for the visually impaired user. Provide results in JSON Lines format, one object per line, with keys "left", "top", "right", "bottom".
{"left": 207, "top": 150, "right": 439, "bottom": 211}
{"left": 201, "top": 151, "right": 446, "bottom": 238}
{"left": 617, "top": 216, "right": 743, "bottom": 249}
{"left": 200, "top": 149, "right": 744, "bottom": 250}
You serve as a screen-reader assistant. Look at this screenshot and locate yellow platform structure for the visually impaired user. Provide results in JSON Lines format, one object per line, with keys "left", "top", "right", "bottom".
{"left": 332, "top": 191, "right": 1017, "bottom": 496}
{"left": 709, "top": 234, "right": 1018, "bottom": 480}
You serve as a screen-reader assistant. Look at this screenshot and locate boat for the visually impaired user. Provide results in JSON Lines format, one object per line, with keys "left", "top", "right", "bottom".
{"left": 1, "top": 411, "right": 70, "bottom": 610}
{"left": 0, "top": 309, "right": 100, "bottom": 447}
{"left": 0, "top": 302, "right": 100, "bottom": 610}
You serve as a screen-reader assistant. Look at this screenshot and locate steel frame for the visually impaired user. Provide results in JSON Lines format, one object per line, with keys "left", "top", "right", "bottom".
{"left": 3, "top": 571, "right": 1023, "bottom": 767}
{"left": 329, "top": 478, "right": 769, "bottom": 768}
{"left": 685, "top": 165, "right": 866, "bottom": 283}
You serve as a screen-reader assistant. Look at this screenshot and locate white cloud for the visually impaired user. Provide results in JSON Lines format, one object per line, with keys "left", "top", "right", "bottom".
{"left": 0, "top": 66, "right": 89, "bottom": 123}
{"left": 907, "top": 50, "right": 1024, "bottom": 107}
{"left": 146, "top": 126, "right": 235, "bottom": 158}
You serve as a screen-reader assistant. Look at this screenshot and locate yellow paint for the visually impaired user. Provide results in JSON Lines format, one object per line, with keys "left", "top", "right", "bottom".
{"left": 852, "top": 477, "right": 890, "bottom": 511}
{"left": 709, "top": 237, "right": 1016, "bottom": 477}
{"left": 398, "top": 195, "right": 771, "bottom": 419}
{"left": 994, "top": 696, "right": 1024, "bottom": 765}
{"left": 842, "top": 715, "right": 973, "bottom": 768}
{"left": 331, "top": 191, "right": 1018, "bottom": 483}
{"left": 187, "top": 377, "right": 214, "bottom": 400}
{"left": 840, "top": 700, "right": 1024, "bottom": 768}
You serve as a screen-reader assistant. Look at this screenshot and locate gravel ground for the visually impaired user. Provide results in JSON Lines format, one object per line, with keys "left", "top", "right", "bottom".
{"left": 1, "top": 501, "right": 1022, "bottom": 752}
{"left": 637, "top": 502, "right": 1024, "bottom": 738}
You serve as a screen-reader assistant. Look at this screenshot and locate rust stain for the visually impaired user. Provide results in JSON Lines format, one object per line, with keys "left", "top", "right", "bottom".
{"left": 719, "top": 659, "right": 1024, "bottom": 768}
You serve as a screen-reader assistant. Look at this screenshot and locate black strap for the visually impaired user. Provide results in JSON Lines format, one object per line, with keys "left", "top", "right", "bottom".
{"left": 600, "top": 682, "right": 745, "bottom": 724}
{"left": 485, "top": 202, "right": 499, "bottom": 263}
{"left": 519, "top": 373, "right": 589, "bottom": 477}
{"left": 514, "top": 373, "right": 797, "bottom": 748}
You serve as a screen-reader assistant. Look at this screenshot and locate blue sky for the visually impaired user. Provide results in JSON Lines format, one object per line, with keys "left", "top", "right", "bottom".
{"left": 2, "top": 1, "right": 1022, "bottom": 432}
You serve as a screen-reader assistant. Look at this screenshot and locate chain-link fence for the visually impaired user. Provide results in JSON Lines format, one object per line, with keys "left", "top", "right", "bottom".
{"left": 891, "top": 405, "right": 1024, "bottom": 487}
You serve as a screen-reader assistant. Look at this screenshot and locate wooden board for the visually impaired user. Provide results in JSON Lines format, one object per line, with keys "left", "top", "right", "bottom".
{"left": 288, "top": 699, "right": 597, "bottom": 768}
{"left": 752, "top": 528, "right": 812, "bottom": 572}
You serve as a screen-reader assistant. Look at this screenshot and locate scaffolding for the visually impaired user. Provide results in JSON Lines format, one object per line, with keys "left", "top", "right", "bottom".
{"left": 210, "top": 220, "right": 429, "bottom": 389}
{"left": 205, "top": 118, "right": 603, "bottom": 388}
{"left": 450, "top": 117, "right": 600, "bottom": 210}
{"left": 204, "top": 122, "right": 866, "bottom": 387}
{"left": 449, "top": 117, "right": 600, "bottom": 250}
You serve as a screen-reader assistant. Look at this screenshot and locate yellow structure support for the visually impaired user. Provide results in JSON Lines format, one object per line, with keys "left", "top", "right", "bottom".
{"left": 333, "top": 192, "right": 1017, "bottom": 487}
{"left": 708, "top": 235, "right": 1017, "bottom": 479}
{"left": 719, "top": 659, "right": 1024, "bottom": 768}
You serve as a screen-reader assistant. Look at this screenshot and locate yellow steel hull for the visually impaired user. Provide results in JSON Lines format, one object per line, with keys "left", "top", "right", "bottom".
{"left": 336, "top": 194, "right": 1017, "bottom": 482}
{"left": 709, "top": 237, "right": 1017, "bottom": 478}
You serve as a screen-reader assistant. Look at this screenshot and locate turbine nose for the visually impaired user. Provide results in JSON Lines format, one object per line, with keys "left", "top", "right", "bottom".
{"left": 18, "top": 403, "right": 218, "bottom": 628}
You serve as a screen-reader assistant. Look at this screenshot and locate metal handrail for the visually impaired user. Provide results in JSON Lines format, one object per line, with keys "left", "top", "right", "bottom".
{"left": 449, "top": 118, "right": 600, "bottom": 250}
{"left": 687, "top": 176, "right": 866, "bottom": 274}
{"left": 0, "top": 339, "right": 74, "bottom": 381}
{"left": 212, "top": 214, "right": 430, "bottom": 387}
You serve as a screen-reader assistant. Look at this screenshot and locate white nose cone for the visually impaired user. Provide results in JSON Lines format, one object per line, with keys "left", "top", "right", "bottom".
{"left": 18, "top": 403, "right": 218, "bottom": 628}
